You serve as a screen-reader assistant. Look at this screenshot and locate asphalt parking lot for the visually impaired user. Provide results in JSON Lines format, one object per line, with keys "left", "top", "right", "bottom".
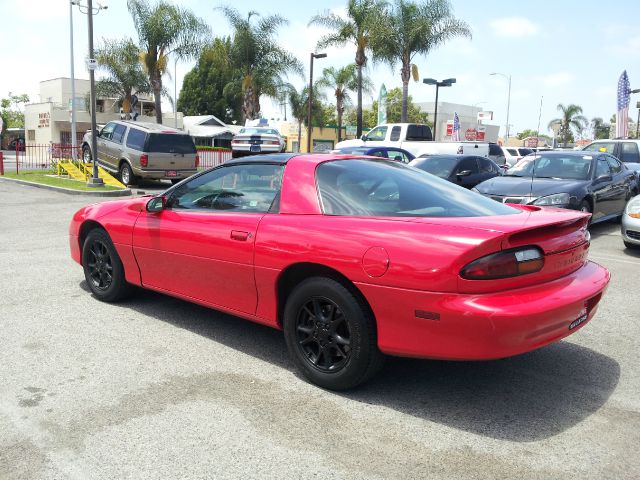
{"left": 1, "top": 179, "right": 639, "bottom": 480}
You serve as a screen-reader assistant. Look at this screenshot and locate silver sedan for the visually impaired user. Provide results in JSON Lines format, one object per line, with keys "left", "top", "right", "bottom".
{"left": 622, "top": 195, "right": 640, "bottom": 249}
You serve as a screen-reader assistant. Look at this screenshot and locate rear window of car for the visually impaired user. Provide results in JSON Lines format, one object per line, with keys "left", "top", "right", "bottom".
{"left": 239, "top": 128, "right": 280, "bottom": 136}
{"left": 147, "top": 133, "right": 196, "bottom": 154}
{"left": 126, "top": 128, "right": 146, "bottom": 151}
{"left": 406, "top": 124, "right": 432, "bottom": 141}
{"left": 316, "top": 159, "right": 518, "bottom": 217}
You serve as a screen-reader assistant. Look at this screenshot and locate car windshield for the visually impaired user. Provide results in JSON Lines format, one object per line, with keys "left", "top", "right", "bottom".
{"left": 410, "top": 155, "right": 459, "bottom": 178}
{"left": 239, "top": 128, "right": 280, "bottom": 135}
{"left": 506, "top": 154, "right": 593, "bottom": 180}
{"left": 147, "top": 133, "right": 196, "bottom": 154}
{"left": 316, "top": 159, "right": 519, "bottom": 217}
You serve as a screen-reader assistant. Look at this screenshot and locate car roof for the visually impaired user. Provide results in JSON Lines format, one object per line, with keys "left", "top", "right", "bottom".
{"left": 114, "top": 120, "right": 187, "bottom": 134}
{"left": 530, "top": 151, "right": 601, "bottom": 158}
{"left": 224, "top": 153, "right": 301, "bottom": 166}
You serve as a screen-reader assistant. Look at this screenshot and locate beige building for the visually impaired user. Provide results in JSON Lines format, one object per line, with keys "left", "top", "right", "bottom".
{"left": 24, "top": 78, "right": 183, "bottom": 146}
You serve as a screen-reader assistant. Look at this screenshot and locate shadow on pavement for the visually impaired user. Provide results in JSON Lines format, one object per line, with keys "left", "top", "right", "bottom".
{"left": 588, "top": 218, "right": 619, "bottom": 240}
{"left": 82, "top": 281, "right": 620, "bottom": 443}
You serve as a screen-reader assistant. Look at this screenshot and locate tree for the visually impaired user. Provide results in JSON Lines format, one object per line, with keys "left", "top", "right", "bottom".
{"left": 372, "top": 0, "right": 470, "bottom": 122}
{"left": 316, "top": 64, "right": 370, "bottom": 142}
{"left": 344, "top": 87, "right": 429, "bottom": 129}
{"left": 591, "top": 117, "right": 610, "bottom": 140}
{"left": 310, "top": 0, "right": 385, "bottom": 137}
{"left": 1, "top": 93, "right": 29, "bottom": 137}
{"left": 127, "top": 0, "right": 210, "bottom": 123}
{"left": 95, "top": 38, "right": 151, "bottom": 117}
{"left": 219, "top": 7, "right": 303, "bottom": 123}
{"left": 178, "top": 37, "right": 243, "bottom": 123}
{"left": 287, "top": 83, "right": 327, "bottom": 151}
{"left": 548, "top": 103, "right": 587, "bottom": 147}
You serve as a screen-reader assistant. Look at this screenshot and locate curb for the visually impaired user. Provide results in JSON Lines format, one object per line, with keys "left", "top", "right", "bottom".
{"left": 0, "top": 177, "right": 132, "bottom": 197}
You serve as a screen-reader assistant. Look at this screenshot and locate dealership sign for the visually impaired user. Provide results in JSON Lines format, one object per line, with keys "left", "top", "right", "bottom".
{"left": 464, "top": 127, "right": 485, "bottom": 141}
{"left": 38, "top": 112, "right": 50, "bottom": 128}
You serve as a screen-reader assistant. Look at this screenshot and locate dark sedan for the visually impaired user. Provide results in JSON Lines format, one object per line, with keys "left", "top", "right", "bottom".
{"left": 473, "top": 151, "right": 637, "bottom": 224}
{"left": 409, "top": 154, "right": 502, "bottom": 189}
{"left": 331, "top": 146, "right": 414, "bottom": 163}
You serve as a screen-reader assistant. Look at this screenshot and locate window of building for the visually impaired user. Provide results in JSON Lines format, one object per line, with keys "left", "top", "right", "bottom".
{"left": 27, "top": 130, "right": 35, "bottom": 141}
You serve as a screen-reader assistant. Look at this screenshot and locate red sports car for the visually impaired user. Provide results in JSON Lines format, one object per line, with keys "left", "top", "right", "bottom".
{"left": 70, "top": 153, "right": 610, "bottom": 390}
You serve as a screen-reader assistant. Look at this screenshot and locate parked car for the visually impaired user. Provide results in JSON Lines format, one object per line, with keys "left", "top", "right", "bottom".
{"left": 473, "top": 151, "right": 637, "bottom": 224}
{"left": 582, "top": 139, "right": 640, "bottom": 192}
{"left": 335, "top": 123, "right": 432, "bottom": 156}
{"left": 70, "top": 153, "right": 609, "bottom": 390}
{"left": 231, "top": 127, "right": 285, "bottom": 158}
{"left": 622, "top": 194, "right": 640, "bottom": 249}
{"left": 81, "top": 121, "right": 199, "bottom": 186}
{"left": 331, "top": 146, "right": 415, "bottom": 163}
{"left": 502, "top": 146, "right": 534, "bottom": 167}
{"left": 409, "top": 154, "right": 502, "bottom": 189}
{"left": 8, "top": 137, "right": 25, "bottom": 151}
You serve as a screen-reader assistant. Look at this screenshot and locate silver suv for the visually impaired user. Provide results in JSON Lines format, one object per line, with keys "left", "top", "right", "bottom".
{"left": 82, "top": 121, "right": 198, "bottom": 185}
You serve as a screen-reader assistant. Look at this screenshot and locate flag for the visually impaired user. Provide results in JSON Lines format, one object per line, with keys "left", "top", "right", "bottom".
{"left": 616, "top": 70, "right": 631, "bottom": 138}
{"left": 452, "top": 112, "right": 461, "bottom": 141}
{"left": 377, "top": 84, "right": 387, "bottom": 125}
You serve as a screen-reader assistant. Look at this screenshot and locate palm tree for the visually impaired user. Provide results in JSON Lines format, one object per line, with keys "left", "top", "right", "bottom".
{"left": 219, "top": 7, "right": 303, "bottom": 123}
{"left": 316, "top": 65, "right": 372, "bottom": 142}
{"left": 372, "top": 0, "right": 470, "bottom": 122}
{"left": 287, "top": 83, "right": 327, "bottom": 152}
{"left": 127, "top": 0, "right": 210, "bottom": 124}
{"left": 548, "top": 104, "right": 587, "bottom": 147}
{"left": 95, "top": 38, "right": 151, "bottom": 117}
{"left": 309, "top": 0, "right": 385, "bottom": 137}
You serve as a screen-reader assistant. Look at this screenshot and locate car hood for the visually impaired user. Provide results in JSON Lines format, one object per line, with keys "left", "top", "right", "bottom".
{"left": 475, "top": 176, "right": 588, "bottom": 197}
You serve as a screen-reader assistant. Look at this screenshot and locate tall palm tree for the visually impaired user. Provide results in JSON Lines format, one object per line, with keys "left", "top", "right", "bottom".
{"left": 309, "top": 0, "right": 385, "bottom": 137}
{"left": 372, "top": 0, "right": 470, "bottom": 122}
{"left": 287, "top": 83, "right": 327, "bottom": 152}
{"left": 95, "top": 38, "right": 151, "bottom": 117}
{"left": 219, "top": 7, "right": 303, "bottom": 123}
{"left": 127, "top": 0, "right": 210, "bottom": 124}
{"left": 548, "top": 104, "right": 587, "bottom": 147}
{"left": 316, "top": 65, "right": 371, "bottom": 142}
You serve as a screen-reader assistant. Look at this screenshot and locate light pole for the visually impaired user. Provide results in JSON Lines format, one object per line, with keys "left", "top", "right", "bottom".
{"left": 72, "top": 0, "right": 108, "bottom": 186}
{"left": 174, "top": 56, "right": 178, "bottom": 129}
{"left": 69, "top": 1, "right": 78, "bottom": 160}
{"left": 631, "top": 89, "right": 640, "bottom": 138}
{"left": 307, "top": 52, "right": 327, "bottom": 153}
{"left": 490, "top": 72, "right": 511, "bottom": 144}
{"left": 422, "top": 78, "right": 456, "bottom": 141}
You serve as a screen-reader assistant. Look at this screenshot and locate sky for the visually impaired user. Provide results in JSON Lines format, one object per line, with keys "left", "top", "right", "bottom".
{"left": 1, "top": 0, "right": 639, "bottom": 138}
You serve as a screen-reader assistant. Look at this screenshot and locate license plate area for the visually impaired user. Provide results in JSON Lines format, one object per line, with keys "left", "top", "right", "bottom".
{"left": 165, "top": 170, "right": 178, "bottom": 177}
{"left": 250, "top": 145, "right": 261, "bottom": 153}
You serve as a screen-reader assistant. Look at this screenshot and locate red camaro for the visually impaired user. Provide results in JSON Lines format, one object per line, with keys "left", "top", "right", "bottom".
{"left": 70, "top": 153, "right": 610, "bottom": 390}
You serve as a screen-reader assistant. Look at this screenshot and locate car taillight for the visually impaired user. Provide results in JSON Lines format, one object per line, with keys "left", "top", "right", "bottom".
{"left": 195, "top": 154, "right": 200, "bottom": 168}
{"left": 270, "top": 140, "right": 280, "bottom": 145}
{"left": 139, "top": 154, "right": 148, "bottom": 167}
{"left": 461, "top": 247, "right": 544, "bottom": 280}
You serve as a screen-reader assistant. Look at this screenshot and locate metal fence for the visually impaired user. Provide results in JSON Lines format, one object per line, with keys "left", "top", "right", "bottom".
{"left": 197, "top": 149, "right": 233, "bottom": 170}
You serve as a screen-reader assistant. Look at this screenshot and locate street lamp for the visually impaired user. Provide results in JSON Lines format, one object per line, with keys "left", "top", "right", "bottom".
{"left": 631, "top": 89, "right": 640, "bottom": 138}
{"left": 307, "top": 52, "right": 327, "bottom": 153}
{"left": 422, "top": 77, "right": 456, "bottom": 141}
{"left": 72, "top": 0, "right": 108, "bottom": 187}
{"left": 490, "top": 72, "right": 511, "bottom": 144}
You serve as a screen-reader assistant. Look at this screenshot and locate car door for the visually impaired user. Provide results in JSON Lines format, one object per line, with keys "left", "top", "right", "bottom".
{"left": 108, "top": 123, "right": 127, "bottom": 168}
{"left": 452, "top": 156, "right": 481, "bottom": 188}
{"left": 591, "top": 156, "right": 615, "bottom": 219}
{"left": 606, "top": 155, "right": 631, "bottom": 213}
{"left": 96, "top": 122, "right": 116, "bottom": 167}
{"left": 477, "top": 156, "right": 500, "bottom": 183}
{"left": 363, "top": 125, "right": 389, "bottom": 147}
{"left": 132, "top": 163, "right": 284, "bottom": 315}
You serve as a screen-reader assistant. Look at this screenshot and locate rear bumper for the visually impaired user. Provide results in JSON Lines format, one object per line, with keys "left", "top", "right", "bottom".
{"left": 357, "top": 260, "right": 610, "bottom": 360}
{"left": 132, "top": 168, "right": 197, "bottom": 180}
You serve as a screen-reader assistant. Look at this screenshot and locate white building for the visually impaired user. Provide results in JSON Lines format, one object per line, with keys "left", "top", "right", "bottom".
{"left": 182, "top": 115, "right": 241, "bottom": 148}
{"left": 414, "top": 101, "right": 501, "bottom": 142}
{"left": 24, "top": 78, "right": 183, "bottom": 146}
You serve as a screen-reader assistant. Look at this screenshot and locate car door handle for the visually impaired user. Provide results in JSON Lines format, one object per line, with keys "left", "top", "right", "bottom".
{"left": 230, "top": 230, "right": 251, "bottom": 241}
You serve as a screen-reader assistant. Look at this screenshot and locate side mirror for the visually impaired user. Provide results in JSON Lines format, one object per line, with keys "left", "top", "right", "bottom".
{"left": 360, "top": 134, "right": 367, "bottom": 141}
{"left": 457, "top": 170, "right": 472, "bottom": 177}
{"left": 595, "top": 174, "right": 612, "bottom": 184}
{"left": 146, "top": 196, "right": 166, "bottom": 213}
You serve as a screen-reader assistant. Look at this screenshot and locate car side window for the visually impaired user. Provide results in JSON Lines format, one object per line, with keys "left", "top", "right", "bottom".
{"left": 100, "top": 122, "right": 116, "bottom": 140}
{"left": 126, "top": 128, "right": 146, "bottom": 151}
{"left": 365, "top": 126, "right": 387, "bottom": 141}
{"left": 620, "top": 142, "right": 640, "bottom": 163}
{"left": 369, "top": 150, "right": 387, "bottom": 157}
{"left": 457, "top": 157, "right": 479, "bottom": 174}
{"left": 111, "top": 124, "right": 127, "bottom": 144}
{"left": 389, "top": 150, "right": 410, "bottom": 163}
{"left": 606, "top": 155, "right": 622, "bottom": 174}
{"left": 167, "top": 164, "right": 284, "bottom": 213}
{"left": 584, "top": 142, "right": 615, "bottom": 154}
{"left": 389, "top": 126, "right": 402, "bottom": 141}
{"left": 596, "top": 158, "right": 611, "bottom": 178}
{"left": 478, "top": 157, "right": 496, "bottom": 173}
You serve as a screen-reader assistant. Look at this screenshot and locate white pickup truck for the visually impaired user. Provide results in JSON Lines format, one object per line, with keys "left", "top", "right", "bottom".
{"left": 335, "top": 122, "right": 505, "bottom": 165}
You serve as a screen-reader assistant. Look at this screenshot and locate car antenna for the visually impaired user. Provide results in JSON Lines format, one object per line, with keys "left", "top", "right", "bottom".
{"left": 530, "top": 95, "right": 544, "bottom": 200}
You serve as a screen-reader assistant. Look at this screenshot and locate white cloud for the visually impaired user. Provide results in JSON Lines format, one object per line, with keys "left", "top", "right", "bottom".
{"left": 489, "top": 17, "right": 539, "bottom": 38}
{"left": 541, "top": 72, "right": 575, "bottom": 87}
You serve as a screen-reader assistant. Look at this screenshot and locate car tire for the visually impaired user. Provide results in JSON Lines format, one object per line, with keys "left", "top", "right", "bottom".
{"left": 119, "top": 162, "right": 137, "bottom": 186}
{"left": 82, "top": 146, "right": 92, "bottom": 163}
{"left": 170, "top": 179, "right": 181, "bottom": 185}
{"left": 82, "top": 229, "right": 131, "bottom": 302}
{"left": 624, "top": 240, "right": 640, "bottom": 250}
{"left": 283, "top": 277, "right": 384, "bottom": 390}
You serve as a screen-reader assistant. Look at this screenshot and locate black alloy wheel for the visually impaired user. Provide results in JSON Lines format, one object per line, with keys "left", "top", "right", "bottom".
{"left": 283, "top": 277, "right": 384, "bottom": 390}
{"left": 82, "top": 229, "right": 130, "bottom": 302}
{"left": 295, "top": 296, "right": 352, "bottom": 373}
